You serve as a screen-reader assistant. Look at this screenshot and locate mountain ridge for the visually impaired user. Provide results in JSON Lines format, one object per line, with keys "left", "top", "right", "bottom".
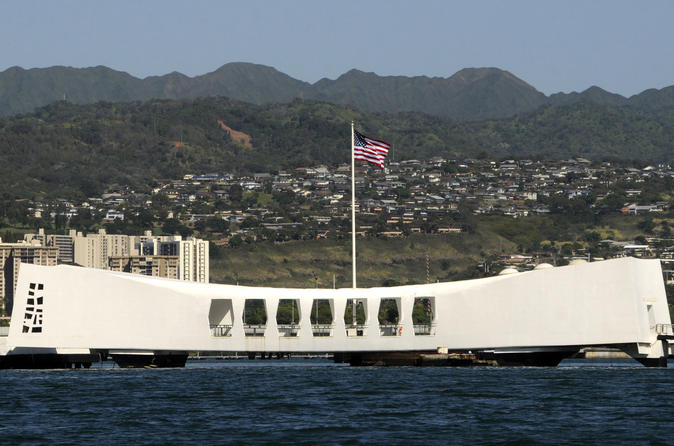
{"left": 0, "top": 62, "right": 672, "bottom": 120}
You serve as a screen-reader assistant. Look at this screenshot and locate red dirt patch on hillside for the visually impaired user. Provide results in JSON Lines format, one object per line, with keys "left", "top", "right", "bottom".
{"left": 217, "top": 120, "right": 253, "bottom": 148}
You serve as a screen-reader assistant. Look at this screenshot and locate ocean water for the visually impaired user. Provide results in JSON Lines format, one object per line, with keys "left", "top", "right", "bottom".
{"left": 1, "top": 359, "right": 673, "bottom": 445}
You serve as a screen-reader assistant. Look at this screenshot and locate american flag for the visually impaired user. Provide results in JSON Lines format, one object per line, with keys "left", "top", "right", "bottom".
{"left": 353, "top": 130, "right": 390, "bottom": 170}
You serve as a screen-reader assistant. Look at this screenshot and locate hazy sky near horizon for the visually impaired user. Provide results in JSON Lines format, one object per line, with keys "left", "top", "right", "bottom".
{"left": 1, "top": 0, "right": 672, "bottom": 97}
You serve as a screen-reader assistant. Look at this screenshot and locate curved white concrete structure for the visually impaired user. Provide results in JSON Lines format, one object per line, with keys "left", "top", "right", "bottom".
{"left": 2, "top": 257, "right": 672, "bottom": 366}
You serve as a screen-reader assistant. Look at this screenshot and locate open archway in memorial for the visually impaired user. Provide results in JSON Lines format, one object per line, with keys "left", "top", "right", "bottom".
{"left": 208, "top": 299, "right": 234, "bottom": 337}
{"left": 276, "top": 299, "right": 300, "bottom": 336}
{"left": 344, "top": 299, "right": 367, "bottom": 336}
{"left": 378, "top": 298, "right": 401, "bottom": 336}
{"left": 412, "top": 296, "right": 435, "bottom": 335}
{"left": 310, "top": 299, "right": 333, "bottom": 336}
{"left": 243, "top": 299, "right": 267, "bottom": 336}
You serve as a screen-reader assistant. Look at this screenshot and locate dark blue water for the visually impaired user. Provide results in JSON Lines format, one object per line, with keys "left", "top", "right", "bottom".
{"left": 1, "top": 359, "right": 674, "bottom": 445}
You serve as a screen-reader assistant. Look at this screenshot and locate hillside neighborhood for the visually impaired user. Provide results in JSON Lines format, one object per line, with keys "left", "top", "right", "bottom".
{"left": 3, "top": 156, "right": 673, "bottom": 263}
{"left": 11, "top": 156, "right": 671, "bottom": 227}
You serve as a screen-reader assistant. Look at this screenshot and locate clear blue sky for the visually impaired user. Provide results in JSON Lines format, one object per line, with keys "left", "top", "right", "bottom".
{"left": 1, "top": 0, "right": 672, "bottom": 97}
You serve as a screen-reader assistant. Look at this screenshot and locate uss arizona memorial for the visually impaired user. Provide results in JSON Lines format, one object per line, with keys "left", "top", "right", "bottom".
{"left": 1, "top": 256, "right": 672, "bottom": 368}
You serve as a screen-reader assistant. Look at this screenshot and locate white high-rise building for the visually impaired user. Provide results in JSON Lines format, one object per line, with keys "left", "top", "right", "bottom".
{"left": 27, "top": 229, "right": 209, "bottom": 283}
{"left": 193, "top": 238, "right": 209, "bottom": 283}
{"left": 157, "top": 236, "right": 209, "bottom": 283}
{"left": 24, "top": 229, "right": 76, "bottom": 264}
{"left": 0, "top": 240, "right": 58, "bottom": 314}
{"left": 70, "top": 229, "right": 209, "bottom": 283}
{"left": 73, "top": 229, "right": 134, "bottom": 270}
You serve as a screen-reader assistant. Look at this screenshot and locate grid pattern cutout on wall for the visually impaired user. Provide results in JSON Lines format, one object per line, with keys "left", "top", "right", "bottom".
{"left": 23, "top": 282, "right": 44, "bottom": 333}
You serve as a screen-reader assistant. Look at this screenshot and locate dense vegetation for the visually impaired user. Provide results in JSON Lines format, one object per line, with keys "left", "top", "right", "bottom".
{"left": 1, "top": 97, "right": 673, "bottom": 199}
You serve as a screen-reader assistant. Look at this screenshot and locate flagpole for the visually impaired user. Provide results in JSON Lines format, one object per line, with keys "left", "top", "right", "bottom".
{"left": 351, "top": 121, "right": 357, "bottom": 289}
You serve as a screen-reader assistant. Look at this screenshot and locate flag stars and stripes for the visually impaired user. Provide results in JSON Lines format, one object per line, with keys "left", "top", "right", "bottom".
{"left": 353, "top": 130, "right": 391, "bottom": 170}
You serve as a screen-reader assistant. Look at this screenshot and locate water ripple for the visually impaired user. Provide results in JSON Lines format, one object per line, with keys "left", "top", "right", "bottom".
{"left": 1, "top": 360, "right": 673, "bottom": 444}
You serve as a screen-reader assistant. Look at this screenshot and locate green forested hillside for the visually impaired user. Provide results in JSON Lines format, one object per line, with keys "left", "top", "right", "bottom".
{"left": 466, "top": 101, "right": 674, "bottom": 160}
{"left": 1, "top": 97, "right": 672, "bottom": 198}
